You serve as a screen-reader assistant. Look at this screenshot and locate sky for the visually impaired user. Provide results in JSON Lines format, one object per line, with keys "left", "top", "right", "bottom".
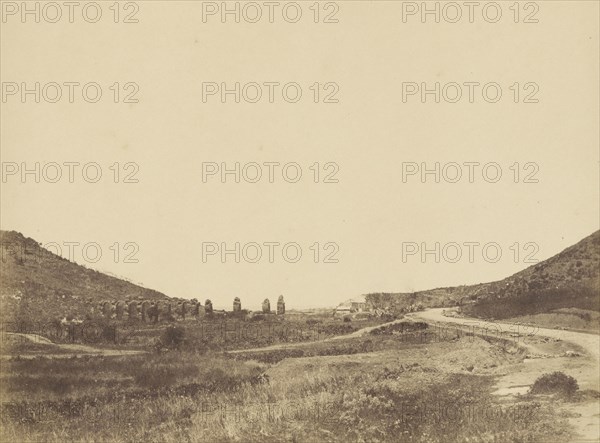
{"left": 1, "top": 1, "right": 598, "bottom": 310}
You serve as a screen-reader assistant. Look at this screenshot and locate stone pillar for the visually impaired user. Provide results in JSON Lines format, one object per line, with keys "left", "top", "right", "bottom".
{"left": 141, "top": 301, "right": 150, "bottom": 322}
{"left": 115, "top": 301, "right": 125, "bottom": 320}
{"left": 154, "top": 301, "right": 164, "bottom": 323}
{"left": 102, "top": 301, "right": 112, "bottom": 318}
{"left": 128, "top": 301, "right": 138, "bottom": 320}
{"left": 262, "top": 298, "right": 271, "bottom": 314}
{"left": 233, "top": 297, "right": 241, "bottom": 312}
{"left": 277, "top": 295, "right": 285, "bottom": 315}
{"left": 150, "top": 302, "right": 159, "bottom": 323}
{"left": 181, "top": 301, "right": 188, "bottom": 319}
{"left": 205, "top": 299, "right": 213, "bottom": 315}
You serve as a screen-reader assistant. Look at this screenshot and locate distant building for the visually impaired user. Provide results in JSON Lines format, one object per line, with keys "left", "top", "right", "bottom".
{"left": 335, "top": 296, "right": 369, "bottom": 315}
{"left": 334, "top": 306, "right": 353, "bottom": 315}
{"left": 349, "top": 297, "right": 368, "bottom": 312}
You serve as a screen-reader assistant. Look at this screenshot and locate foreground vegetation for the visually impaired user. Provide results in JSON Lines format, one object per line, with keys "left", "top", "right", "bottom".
{"left": 0, "top": 323, "right": 578, "bottom": 443}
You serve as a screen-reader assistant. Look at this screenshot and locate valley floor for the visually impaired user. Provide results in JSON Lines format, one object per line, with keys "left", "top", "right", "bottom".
{"left": 1, "top": 309, "right": 598, "bottom": 442}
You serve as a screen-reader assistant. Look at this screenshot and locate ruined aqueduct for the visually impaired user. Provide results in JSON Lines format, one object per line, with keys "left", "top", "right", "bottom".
{"left": 96, "top": 295, "right": 286, "bottom": 322}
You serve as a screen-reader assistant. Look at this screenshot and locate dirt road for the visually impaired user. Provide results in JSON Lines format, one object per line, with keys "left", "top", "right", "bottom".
{"left": 227, "top": 318, "right": 407, "bottom": 354}
{"left": 411, "top": 308, "right": 600, "bottom": 443}
{"left": 412, "top": 308, "right": 600, "bottom": 363}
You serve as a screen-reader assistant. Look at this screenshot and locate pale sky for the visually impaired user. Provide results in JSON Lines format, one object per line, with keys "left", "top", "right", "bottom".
{"left": 1, "top": 2, "right": 598, "bottom": 310}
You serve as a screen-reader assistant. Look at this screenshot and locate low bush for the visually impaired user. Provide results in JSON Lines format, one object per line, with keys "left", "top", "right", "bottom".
{"left": 162, "top": 325, "right": 185, "bottom": 349}
{"left": 530, "top": 372, "right": 579, "bottom": 397}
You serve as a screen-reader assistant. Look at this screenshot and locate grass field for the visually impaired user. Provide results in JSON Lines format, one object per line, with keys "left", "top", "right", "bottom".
{"left": 0, "top": 316, "right": 579, "bottom": 443}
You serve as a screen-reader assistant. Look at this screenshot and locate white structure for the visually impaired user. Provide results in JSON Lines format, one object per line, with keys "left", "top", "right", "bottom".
{"left": 335, "top": 296, "right": 369, "bottom": 315}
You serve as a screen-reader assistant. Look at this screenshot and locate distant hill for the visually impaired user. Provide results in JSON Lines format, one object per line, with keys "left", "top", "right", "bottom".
{"left": 0, "top": 230, "right": 171, "bottom": 324}
{"left": 366, "top": 230, "right": 600, "bottom": 319}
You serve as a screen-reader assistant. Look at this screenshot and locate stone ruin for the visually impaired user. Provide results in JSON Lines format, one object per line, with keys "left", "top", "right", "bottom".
{"left": 179, "top": 301, "right": 188, "bottom": 320}
{"left": 140, "top": 301, "right": 150, "bottom": 322}
{"left": 95, "top": 295, "right": 287, "bottom": 321}
{"left": 128, "top": 301, "right": 137, "bottom": 319}
{"left": 147, "top": 302, "right": 160, "bottom": 323}
{"left": 115, "top": 301, "right": 126, "bottom": 320}
{"left": 262, "top": 298, "right": 271, "bottom": 313}
{"left": 204, "top": 299, "right": 213, "bottom": 315}
{"left": 102, "top": 301, "right": 112, "bottom": 317}
{"left": 97, "top": 299, "right": 203, "bottom": 322}
{"left": 233, "top": 297, "right": 241, "bottom": 312}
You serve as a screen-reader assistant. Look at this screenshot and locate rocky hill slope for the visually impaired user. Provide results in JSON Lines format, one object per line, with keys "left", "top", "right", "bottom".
{"left": 366, "top": 230, "right": 600, "bottom": 318}
{"left": 0, "top": 230, "right": 170, "bottom": 324}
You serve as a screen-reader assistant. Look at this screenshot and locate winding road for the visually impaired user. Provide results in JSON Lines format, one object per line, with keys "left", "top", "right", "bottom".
{"left": 411, "top": 308, "right": 600, "bottom": 363}
{"left": 411, "top": 308, "right": 600, "bottom": 443}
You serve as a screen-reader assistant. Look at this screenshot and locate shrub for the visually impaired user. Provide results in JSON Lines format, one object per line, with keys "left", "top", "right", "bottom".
{"left": 319, "top": 323, "right": 356, "bottom": 336}
{"left": 162, "top": 325, "right": 185, "bottom": 349}
{"left": 530, "top": 372, "right": 579, "bottom": 397}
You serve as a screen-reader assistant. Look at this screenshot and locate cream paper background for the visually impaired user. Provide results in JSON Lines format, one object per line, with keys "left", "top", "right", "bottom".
{"left": 1, "top": 1, "right": 598, "bottom": 309}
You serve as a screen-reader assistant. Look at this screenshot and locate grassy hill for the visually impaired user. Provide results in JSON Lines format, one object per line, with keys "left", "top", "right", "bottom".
{"left": 0, "top": 230, "right": 171, "bottom": 324}
{"left": 3, "top": 229, "right": 598, "bottom": 327}
{"left": 366, "top": 230, "right": 600, "bottom": 319}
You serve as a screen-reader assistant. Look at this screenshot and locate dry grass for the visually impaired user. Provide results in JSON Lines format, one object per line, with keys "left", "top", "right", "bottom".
{"left": 0, "top": 333, "right": 574, "bottom": 443}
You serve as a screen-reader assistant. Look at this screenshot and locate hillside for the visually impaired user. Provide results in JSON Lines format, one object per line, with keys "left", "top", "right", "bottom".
{"left": 366, "top": 230, "right": 600, "bottom": 319}
{"left": 0, "top": 230, "right": 171, "bottom": 324}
